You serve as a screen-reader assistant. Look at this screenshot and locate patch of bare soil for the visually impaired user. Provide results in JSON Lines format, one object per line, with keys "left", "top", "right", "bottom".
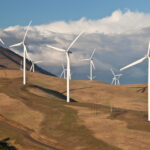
{"left": 69, "top": 105, "right": 150, "bottom": 150}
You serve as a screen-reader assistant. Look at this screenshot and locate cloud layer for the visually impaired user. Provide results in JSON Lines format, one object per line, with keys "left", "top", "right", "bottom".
{"left": 0, "top": 9, "right": 150, "bottom": 84}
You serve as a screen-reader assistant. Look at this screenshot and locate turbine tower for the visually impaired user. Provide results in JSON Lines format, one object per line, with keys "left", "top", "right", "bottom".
{"left": 9, "top": 21, "right": 32, "bottom": 85}
{"left": 47, "top": 31, "right": 84, "bottom": 102}
{"left": 30, "top": 60, "right": 42, "bottom": 72}
{"left": 120, "top": 41, "right": 150, "bottom": 121}
{"left": 111, "top": 68, "right": 122, "bottom": 85}
{"left": 82, "top": 49, "right": 96, "bottom": 80}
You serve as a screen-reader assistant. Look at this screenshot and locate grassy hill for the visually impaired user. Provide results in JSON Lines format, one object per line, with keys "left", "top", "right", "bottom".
{"left": 0, "top": 69, "right": 149, "bottom": 150}
{"left": 0, "top": 46, "right": 55, "bottom": 76}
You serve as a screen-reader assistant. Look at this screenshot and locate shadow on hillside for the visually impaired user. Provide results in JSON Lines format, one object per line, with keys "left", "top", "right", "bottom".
{"left": 63, "top": 86, "right": 92, "bottom": 93}
{"left": 137, "top": 87, "right": 147, "bottom": 93}
{"left": 30, "top": 85, "right": 76, "bottom": 102}
{"left": 0, "top": 137, "right": 17, "bottom": 150}
{"left": 129, "top": 86, "right": 147, "bottom": 93}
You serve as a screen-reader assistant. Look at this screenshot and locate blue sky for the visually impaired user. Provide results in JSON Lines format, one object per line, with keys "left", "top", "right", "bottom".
{"left": 1, "top": 0, "right": 150, "bottom": 28}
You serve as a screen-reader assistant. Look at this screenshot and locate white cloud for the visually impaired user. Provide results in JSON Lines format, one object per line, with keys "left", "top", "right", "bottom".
{"left": 1, "top": 9, "right": 150, "bottom": 83}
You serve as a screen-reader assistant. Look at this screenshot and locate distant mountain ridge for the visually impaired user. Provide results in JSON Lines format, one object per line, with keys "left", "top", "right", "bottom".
{"left": 0, "top": 46, "right": 55, "bottom": 76}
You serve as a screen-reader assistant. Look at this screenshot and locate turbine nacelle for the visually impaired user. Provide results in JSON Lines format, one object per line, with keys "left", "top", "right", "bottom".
{"left": 68, "top": 51, "right": 72, "bottom": 54}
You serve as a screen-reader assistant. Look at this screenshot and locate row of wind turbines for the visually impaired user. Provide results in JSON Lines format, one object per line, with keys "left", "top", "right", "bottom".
{"left": 0, "top": 21, "right": 43, "bottom": 83}
{"left": 0, "top": 21, "right": 150, "bottom": 121}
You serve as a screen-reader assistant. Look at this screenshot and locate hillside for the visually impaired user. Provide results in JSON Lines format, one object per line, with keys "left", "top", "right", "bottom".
{"left": 0, "top": 69, "right": 149, "bottom": 150}
{"left": 0, "top": 46, "right": 55, "bottom": 76}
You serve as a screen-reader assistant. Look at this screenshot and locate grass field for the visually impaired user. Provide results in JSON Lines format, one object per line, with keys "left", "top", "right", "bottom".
{"left": 0, "top": 69, "right": 149, "bottom": 150}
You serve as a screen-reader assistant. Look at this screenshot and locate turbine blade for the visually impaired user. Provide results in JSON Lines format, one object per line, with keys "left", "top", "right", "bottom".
{"left": 91, "top": 60, "right": 95, "bottom": 69}
{"left": 30, "top": 64, "right": 33, "bottom": 72}
{"left": 90, "top": 49, "right": 96, "bottom": 59}
{"left": 120, "top": 56, "right": 147, "bottom": 71}
{"left": 60, "top": 70, "right": 64, "bottom": 78}
{"left": 93, "top": 76, "right": 96, "bottom": 79}
{"left": 67, "top": 31, "right": 84, "bottom": 52}
{"left": 117, "top": 80, "right": 120, "bottom": 85}
{"left": 23, "top": 44, "right": 31, "bottom": 61}
{"left": 81, "top": 58, "right": 90, "bottom": 61}
{"left": 47, "top": 45, "right": 66, "bottom": 52}
{"left": 0, "top": 38, "right": 4, "bottom": 45}
{"left": 111, "top": 78, "right": 115, "bottom": 84}
{"left": 34, "top": 61, "right": 42, "bottom": 64}
{"left": 23, "top": 20, "right": 32, "bottom": 42}
{"left": 9, "top": 42, "right": 22, "bottom": 48}
{"left": 110, "top": 68, "right": 115, "bottom": 76}
{"left": 115, "top": 74, "right": 122, "bottom": 77}
{"left": 147, "top": 41, "right": 150, "bottom": 56}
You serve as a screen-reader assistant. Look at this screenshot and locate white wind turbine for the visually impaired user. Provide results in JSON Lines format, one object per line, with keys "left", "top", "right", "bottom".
{"left": 82, "top": 49, "right": 96, "bottom": 80}
{"left": 60, "top": 64, "right": 72, "bottom": 80}
{"left": 9, "top": 21, "right": 32, "bottom": 85}
{"left": 30, "top": 60, "right": 43, "bottom": 72}
{"left": 47, "top": 31, "right": 84, "bottom": 102}
{"left": 60, "top": 64, "right": 67, "bottom": 78}
{"left": 0, "top": 38, "right": 4, "bottom": 46}
{"left": 111, "top": 68, "right": 122, "bottom": 85}
{"left": 120, "top": 41, "right": 150, "bottom": 121}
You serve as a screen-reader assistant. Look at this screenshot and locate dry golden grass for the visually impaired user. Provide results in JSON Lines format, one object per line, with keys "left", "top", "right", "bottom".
{"left": 28, "top": 71, "right": 147, "bottom": 112}
{"left": 0, "top": 93, "right": 43, "bottom": 132}
{"left": 0, "top": 69, "right": 149, "bottom": 150}
{"left": 68, "top": 105, "right": 150, "bottom": 150}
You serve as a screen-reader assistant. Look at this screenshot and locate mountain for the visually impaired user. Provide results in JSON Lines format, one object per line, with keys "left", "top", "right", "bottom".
{"left": 0, "top": 46, "right": 55, "bottom": 76}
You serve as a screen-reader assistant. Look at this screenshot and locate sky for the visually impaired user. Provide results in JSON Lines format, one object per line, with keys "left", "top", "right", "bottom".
{"left": 1, "top": 0, "right": 150, "bottom": 28}
{"left": 1, "top": 0, "right": 150, "bottom": 84}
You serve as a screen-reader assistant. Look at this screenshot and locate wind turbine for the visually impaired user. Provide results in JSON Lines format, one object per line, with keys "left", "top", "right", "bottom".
{"left": 0, "top": 38, "right": 4, "bottom": 46}
{"left": 60, "top": 64, "right": 67, "bottom": 78}
{"left": 30, "top": 60, "right": 43, "bottom": 72}
{"left": 120, "top": 41, "right": 150, "bottom": 121}
{"left": 82, "top": 49, "right": 96, "bottom": 80}
{"left": 9, "top": 21, "right": 32, "bottom": 85}
{"left": 111, "top": 68, "right": 122, "bottom": 85}
{"left": 47, "top": 31, "right": 84, "bottom": 102}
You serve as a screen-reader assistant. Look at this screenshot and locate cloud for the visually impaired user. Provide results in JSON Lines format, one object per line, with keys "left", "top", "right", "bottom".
{"left": 0, "top": 9, "right": 150, "bottom": 84}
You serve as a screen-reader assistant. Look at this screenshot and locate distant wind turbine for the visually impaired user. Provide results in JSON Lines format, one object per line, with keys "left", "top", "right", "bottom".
{"left": 60, "top": 64, "right": 67, "bottom": 78}
{"left": 82, "top": 49, "right": 96, "bottom": 80}
{"left": 47, "top": 31, "right": 84, "bottom": 102}
{"left": 111, "top": 68, "right": 122, "bottom": 85}
{"left": 120, "top": 41, "right": 150, "bottom": 121}
{"left": 30, "top": 60, "right": 43, "bottom": 72}
{"left": 9, "top": 21, "right": 32, "bottom": 85}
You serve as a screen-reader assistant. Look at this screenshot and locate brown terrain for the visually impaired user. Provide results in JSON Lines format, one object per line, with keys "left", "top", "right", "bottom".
{"left": 0, "top": 46, "right": 54, "bottom": 76}
{"left": 0, "top": 47, "right": 149, "bottom": 150}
